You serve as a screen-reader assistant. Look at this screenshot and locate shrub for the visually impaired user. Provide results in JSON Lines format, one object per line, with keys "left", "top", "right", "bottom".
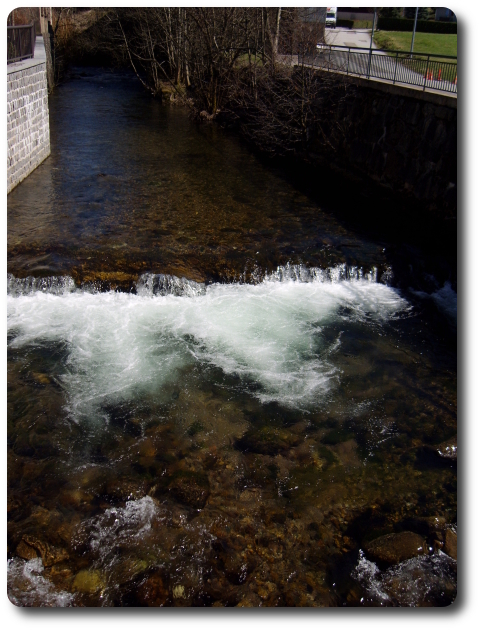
{"left": 336, "top": 19, "right": 354, "bottom": 29}
{"left": 404, "top": 8, "right": 430, "bottom": 20}
{"left": 377, "top": 17, "right": 457, "bottom": 34}
{"left": 379, "top": 7, "right": 402, "bottom": 19}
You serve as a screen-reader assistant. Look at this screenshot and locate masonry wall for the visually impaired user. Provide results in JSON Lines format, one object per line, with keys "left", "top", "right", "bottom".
{"left": 310, "top": 75, "right": 457, "bottom": 219}
{"left": 7, "top": 61, "right": 50, "bottom": 193}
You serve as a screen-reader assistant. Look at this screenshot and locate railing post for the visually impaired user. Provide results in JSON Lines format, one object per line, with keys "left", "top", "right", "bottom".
{"left": 31, "top": 24, "right": 36, "bottom": 59}
{"left": 393, "top": 52, "right": 398, "bottom": 84}
{"left": 347, "top": 47, "right": 350, "bottom": 76}
{"left": 367, "top": 47, "right": 372, "bottom": 79}
{"left": 328, "top": 45, "right": 331, "bottom": 72}
{"left": 423, "top": 54, "right": 429, "bottom": 91}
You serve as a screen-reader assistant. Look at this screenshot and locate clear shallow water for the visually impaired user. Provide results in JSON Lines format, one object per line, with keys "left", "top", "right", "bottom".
{"left": 7, "top": 69, "right": 456, "bottom": 607}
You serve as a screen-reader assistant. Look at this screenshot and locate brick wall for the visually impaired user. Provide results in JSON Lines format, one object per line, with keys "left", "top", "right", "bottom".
{"left": 7, "top": 61, "right": 50, "bottom": 193}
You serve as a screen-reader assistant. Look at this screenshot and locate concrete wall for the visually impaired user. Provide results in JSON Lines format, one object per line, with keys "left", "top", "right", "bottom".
{"left": 7, "top": 36, "right": 50, "bottom": 193}
{"left": 310, "top": 75, "right": 457, "bottom": 218}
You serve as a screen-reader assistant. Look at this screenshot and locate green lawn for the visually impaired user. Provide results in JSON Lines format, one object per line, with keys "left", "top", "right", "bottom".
{"left": 374, "top": 31, "right": 457, "bottom": 60}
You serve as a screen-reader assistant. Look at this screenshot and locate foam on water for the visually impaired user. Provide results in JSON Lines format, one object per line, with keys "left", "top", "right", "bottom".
{"left": 7, "top": 267, "right": 409, "bottom": 421}
{"left": 352, "top": 549, "right": 457, "bottom": 606}
{"left": 77, "top": 496, "right": 159, "bottom": 562}
{"left": 7, "top": 557, "right": 75, "bottom": 607}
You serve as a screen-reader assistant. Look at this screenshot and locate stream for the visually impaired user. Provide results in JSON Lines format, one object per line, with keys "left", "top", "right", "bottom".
{"left": 7, "top": 68, "right": 457, "bottom": 607}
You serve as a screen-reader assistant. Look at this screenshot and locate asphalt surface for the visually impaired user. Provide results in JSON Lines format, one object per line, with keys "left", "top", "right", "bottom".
{"left": 324, "top": 27, "right": 378, "bottom": 50}
{"left": 319, "top": 27, "right": 456, "bottom": 97}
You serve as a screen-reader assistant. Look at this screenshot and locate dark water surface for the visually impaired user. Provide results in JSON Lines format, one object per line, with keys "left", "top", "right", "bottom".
{"left": 7, "top": 69, "right": 456, "bottom": 607}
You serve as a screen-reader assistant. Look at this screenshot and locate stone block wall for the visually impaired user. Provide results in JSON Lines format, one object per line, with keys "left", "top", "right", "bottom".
{"left": 310, "top": 76, "right": 457, "bottom": 219}
{"left": 7, "top": 62, "right": 50, "bottom": 193}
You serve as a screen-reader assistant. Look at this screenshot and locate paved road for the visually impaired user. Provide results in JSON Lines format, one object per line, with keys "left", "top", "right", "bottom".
{"left": 315, "top": 27, "right": 456, "bottom": 96}
{"left": 324, "top": 27, "right": 378, "bottom": 50}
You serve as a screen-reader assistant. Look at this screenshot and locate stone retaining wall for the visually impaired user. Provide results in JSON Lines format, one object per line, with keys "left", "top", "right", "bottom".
{"left": 7, "top": 42, "right": 50, "bottom": 193}
{"left": 310, "top": 74, "right": 457, "bottom": 218}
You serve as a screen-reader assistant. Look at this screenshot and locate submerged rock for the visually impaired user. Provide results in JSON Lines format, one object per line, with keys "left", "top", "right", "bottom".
{"left": 435, "top": 437, "right": 457, "bottom": 460}
{"left": 364, "top": 531, "right": 426, "bottom": 567}
{"left": 135, "top": 571, "right": 169, "bottom": 606}
{"left": 235, "top": 426, "right": 301, "bottom": 455}
{"left": 72, "top": 569, "right": 105, "bottom": 595}
{"left": 444, "top": 528, "right": 457, "bottom": 560}
{"left": 168, "top": 471, "right": 210, "bottom": 509}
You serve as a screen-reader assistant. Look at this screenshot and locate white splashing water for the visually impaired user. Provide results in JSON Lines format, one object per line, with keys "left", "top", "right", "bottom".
{"left": 352, "top": 549, "right": 456, "bottom": 607}
{"left": 78, "top": 496, "right": 159, "bottom": 562}
{"left": 7, "top": 557, "right": 75, "bottom": 607}
{"left": 7, "top": 266, "right": 409, "bottom": 422}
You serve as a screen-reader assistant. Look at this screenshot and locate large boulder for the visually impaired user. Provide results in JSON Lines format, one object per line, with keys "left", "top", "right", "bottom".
{"left": 364, "top": 531, "right": 426, "bottom": 567}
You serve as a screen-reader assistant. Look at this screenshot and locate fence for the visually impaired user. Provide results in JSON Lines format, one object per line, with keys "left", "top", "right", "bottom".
{"left": 302, "top": 45, "right": 457, "bottom": 95}
{"left": 7, "top": 24, "right": 36, "bottom": 64}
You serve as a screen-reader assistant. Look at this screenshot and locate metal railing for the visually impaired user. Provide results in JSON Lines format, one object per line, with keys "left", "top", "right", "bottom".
{"left": 301, "top": 45, "right": 457, "bottom": 95}
{"left": 7, "top": 24, "right": 36, "bottom": 64}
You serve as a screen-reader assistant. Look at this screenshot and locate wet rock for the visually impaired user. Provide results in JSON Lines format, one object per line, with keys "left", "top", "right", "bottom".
{"left": 13, "top": 434, "right": 35, "bottom": 457}
{"left": 444, "top": 528, "right": 457, "bottom": 560}
{"left": 399, "top": 515, "right": 447, "bottom": 538}
{"left": 364, "top": 531, "right": 426, "bottom": 567}
{"left": 256, "top": 580, "right": 278, "bottom": 602}
{"left": 138, "top": 438, "right": 157, "bottom": 458}
{"left": 435, "top": 437, "right": 457, "bottom": 460}
{"left": 20, "top": 535, "right": 69, "bottom": 567}
{"left": 380, "top": 553, "right": 457, "bottom": 606}
{"left": 331, "top": 439, "right": 361, "bottom": 468}
{"left": 222, "top": 550, "right": 249, "bottom": 585}
{"left": 29, "top": 431, "right": 58, "bottom": 459}
{"left": 172, "top": 584, "right": 185, "bottom": 599}
{"left": 168, "top": 470, "right": 210, "bottom": 509}
{"left": 29, "top": 505, "right": 56, "bottom": 527}
{"left": 16, "top": 539, "right": 38, "bottom": 561}
{"left": 72, "top": 569, "right": 105, "bottom": 595}
{"left": 105, "top": 477, "right": 149, "bottom": 502}
{"left": 59, "top": 488, "right": 94, "bottom": 509}
{"left": 236, "top": 591, "right": 262, "bottom": 607}
{"left": 321, "top": 427, "right": 355, "bottom": 446}
{"left": 48, "top": 564, "right": 74, "bottom": 591}
{"left": 135, "top": 571, "right": 169, "bottom": 606}
{"left": 235, "top": 426, "right": 301, "bottom": 455}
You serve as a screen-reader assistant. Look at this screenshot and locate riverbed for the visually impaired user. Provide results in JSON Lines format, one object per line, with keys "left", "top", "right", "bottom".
{"left": 7, "top": 68, "right": 457, "bottom": 607}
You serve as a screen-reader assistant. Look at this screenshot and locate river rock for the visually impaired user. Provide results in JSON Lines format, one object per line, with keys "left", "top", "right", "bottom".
{"left": 435, "top": 437, "right": 457, "bottom": 460}
{"left": 235, "top": 426, "right": 301, "bottom": 455}
{"left": 134, "top": 571, "right": 169, "bottom": 606}
{"left": 18, "top": 535, "right": 69, "bottom": 567}
{"left": 444, "top": 528, "right": 457, "bottom": 560}
{"left": 168, "top": 470, "right": 210, "bottom": 508}
{"left": 72, "top": 569, "right": 105, "bottom": 595}
{"left": 364, "top": 531, "right": 426, "bottom": 566}
{"left": 16, "top": 538, "right": 38, "bottom": 561}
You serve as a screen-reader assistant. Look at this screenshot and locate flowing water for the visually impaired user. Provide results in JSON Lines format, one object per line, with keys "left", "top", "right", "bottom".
{"left": 7, "top": 69, "right": 457, "bottom": 607}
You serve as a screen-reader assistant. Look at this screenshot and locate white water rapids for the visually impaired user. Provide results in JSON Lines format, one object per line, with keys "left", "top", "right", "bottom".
{"left": 7, "top": 265, "right": 409, "bottom": 423}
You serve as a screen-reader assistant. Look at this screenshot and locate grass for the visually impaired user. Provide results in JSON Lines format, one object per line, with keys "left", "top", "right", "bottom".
{"left": 374, "top": 31, "right": 457, "bottom": 61}
{"left": 235, "top": 52, "right": 264, "bottom": 68}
